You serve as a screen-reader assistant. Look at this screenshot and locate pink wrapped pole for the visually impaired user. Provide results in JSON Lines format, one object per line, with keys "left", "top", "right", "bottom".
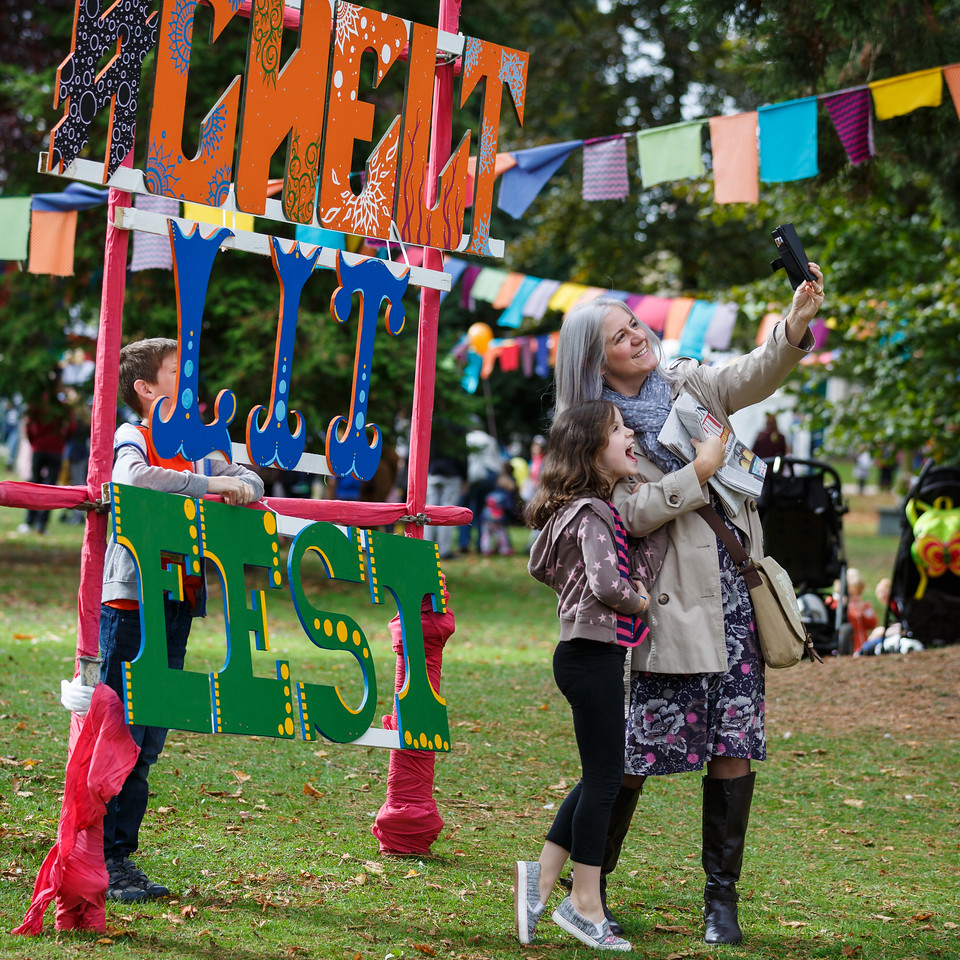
{"left": 372, "top": 593, "right": 455, "bottom": 853}
{"left": 375, "top": 0, "right": 463, "bottom": 854}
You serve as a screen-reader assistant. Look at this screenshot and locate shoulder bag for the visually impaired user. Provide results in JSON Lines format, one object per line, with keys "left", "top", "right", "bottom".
{"left": 698, "top": 506, "right": 822, "bottom": 668}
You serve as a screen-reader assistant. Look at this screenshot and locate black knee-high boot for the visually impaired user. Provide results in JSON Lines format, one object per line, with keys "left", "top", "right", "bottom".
{"left": 598, "top": 783, "right": 643, "bottom": 936}
{"left": 702, "top": 772, "right": 755, "bottom": 944}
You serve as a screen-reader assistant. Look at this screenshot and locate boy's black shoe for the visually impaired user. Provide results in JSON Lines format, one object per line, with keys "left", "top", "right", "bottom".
{"left": 106, "top": 856, "right": 170, "bottom": 901}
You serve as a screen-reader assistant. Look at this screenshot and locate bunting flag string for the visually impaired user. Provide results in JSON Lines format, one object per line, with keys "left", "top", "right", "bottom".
{"left": 3, "top": 61, "right": 958, "bottom": 277}
{"left": 443, "top": 255, "right": 741, "bottom": 392}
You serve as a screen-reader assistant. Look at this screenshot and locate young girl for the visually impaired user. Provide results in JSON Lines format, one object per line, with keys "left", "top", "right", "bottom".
{"left": 515, "top": 400, "right": 665, "bottom": 952}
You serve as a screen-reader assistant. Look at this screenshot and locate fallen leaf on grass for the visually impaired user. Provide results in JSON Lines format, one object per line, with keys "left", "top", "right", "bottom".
{"left": 653, "top": 924, "right": 692, "bottom": 935}
{"left": 303, "top": 782, "right": 324, "bottom": 798}
{"left": 181, "top": 904, "right": 198, "bottom": 919}
{"left": 843, "top": 798, "right": 865, "bottom": 808}
{"left": 96, "top": 938, "right": 113, "bottom": 945}
{"left": 911, "top": 911, "right": 934, "bottom": 922}
{"left": 412, "top": 944, "right": 436, "bottom": 956}
{"left": 402, "top": 869, "right": 419, "bottom": 878}
{"left": 779, "top": 920, "right": 807, "bottom": 928}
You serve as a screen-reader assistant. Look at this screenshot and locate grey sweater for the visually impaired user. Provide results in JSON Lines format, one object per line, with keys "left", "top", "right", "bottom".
{"left": 101, "top": 422, "right": 265, "bottom": 607}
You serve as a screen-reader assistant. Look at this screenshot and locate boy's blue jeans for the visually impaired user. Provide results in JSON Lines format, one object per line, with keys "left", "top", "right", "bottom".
{"left": 99, "top": 599, "right": 192, "bottom": 861}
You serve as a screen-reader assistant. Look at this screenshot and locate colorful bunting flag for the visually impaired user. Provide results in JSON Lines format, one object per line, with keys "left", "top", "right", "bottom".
{"left": 466, "top": 152, "right": 517, "bottom": 208}
{"left": 28, "top": 210, "right": 78, "bottom": 276}
{"left": 459, "top": 264, "right": 482, "bottom": 309}
{"left": 869, "top": 67, "right": 942, "bottom": 120}
{"left": 943, "top": 64, "right": 960, "bottom": 119}
{"left": 758, "top": 97, "right": 818, "bottom": 182}
{"left": 636, "top": 121, "right": 705, "bottom": 188}
{"left": 493, "top": 272, "right": 526, "bottom": 310}
{"left": 0, "top": 197, "right": 32, "bottom": 261}
{"left": 709, "top": 112, "right": 759, "bottom": 204}
{"left": 470, "top": 267, "right": 509, "bottom": 303}
{"left": 677, "top": 300, "right": 716, "bottom": 360}
{"left": 822, "top": 88, "right": 874, "bottom": 166}
{"left": 130, "top": 194, "right": 180, "bottom": 272}
{"left": 183, "top": 201, "right": 254, "bottom": 234}
{"left": 582, "top": 136, "right": 630, "bottom": 201}
{"left": 634, "top": 296, "right": 671, "bottom": 334}
{"left": 497, "top": 140, "right": 582, "bottom": 218}
{"left": 704, "top": 302, "right": 738, "bottom": 350}
{"left": 498, "top": 275, "right": 541, "bottom": 328}
{"left": 521, "top": 279, "right": 562, "bottom": 320}
{"left": 31, "top": 182, "right": 108, "bottom": 212}
{"left": 535, "top": 336, "right": 551, "bottom": 377}
{"left": 548, "top": 282, "right": 589, "bottom": 315}
{"left": 663, "top": 297, "right": 695, "bottom": 340}
{"left": 440, "top": 257, "right": 469, "bottom": 303}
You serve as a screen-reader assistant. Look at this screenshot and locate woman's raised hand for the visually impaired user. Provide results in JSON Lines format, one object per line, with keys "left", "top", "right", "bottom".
{"left": 785, "top": 261, "right": 824, "bottom": 341}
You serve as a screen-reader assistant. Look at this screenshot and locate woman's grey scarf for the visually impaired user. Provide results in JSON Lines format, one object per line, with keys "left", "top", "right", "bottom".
{"left": 601, "top": 371, "right": 685, "bottom": 474}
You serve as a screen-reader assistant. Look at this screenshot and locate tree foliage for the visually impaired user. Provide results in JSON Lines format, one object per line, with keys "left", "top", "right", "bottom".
{"left": 1, "top": 0, "right": 959, "bottom": 460}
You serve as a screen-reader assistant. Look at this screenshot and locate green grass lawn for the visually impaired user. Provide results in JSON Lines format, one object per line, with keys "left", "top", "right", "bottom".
{"left": 0, "top": 489, "right": 956, "bottom": 960}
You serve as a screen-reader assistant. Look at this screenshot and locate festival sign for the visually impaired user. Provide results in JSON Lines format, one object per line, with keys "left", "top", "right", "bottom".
{"left": 42, "top": 0, "right": 529, "bottom": 752}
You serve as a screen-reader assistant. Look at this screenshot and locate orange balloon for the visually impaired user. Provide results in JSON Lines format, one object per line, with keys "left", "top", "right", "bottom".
{"left": 468, "top": 322, "right": 494, "bottom": 354}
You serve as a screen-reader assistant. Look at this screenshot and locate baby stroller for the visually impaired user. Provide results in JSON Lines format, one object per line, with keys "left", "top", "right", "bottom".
{"left": 756, "top": 456, "right": 848, "bottom": 656}
{"left": 888, "top": 460, "right": 960, "bottom": 647}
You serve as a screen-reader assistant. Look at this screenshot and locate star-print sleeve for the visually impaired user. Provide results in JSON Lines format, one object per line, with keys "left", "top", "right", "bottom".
{"left": 577, "top": 510, "right": 645, "bottom": 614}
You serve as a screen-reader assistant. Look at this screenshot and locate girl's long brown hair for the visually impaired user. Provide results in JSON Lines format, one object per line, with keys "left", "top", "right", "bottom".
{"left": 525, "top": 400, "right": 619, "bottom": 529}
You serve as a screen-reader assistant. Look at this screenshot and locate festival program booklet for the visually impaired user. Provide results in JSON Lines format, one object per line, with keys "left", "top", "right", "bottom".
{"left": 657, "top": 393, "right": 767, "bottom": 516}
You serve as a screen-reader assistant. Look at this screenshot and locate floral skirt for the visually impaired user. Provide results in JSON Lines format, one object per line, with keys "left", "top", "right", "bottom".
{"left": 623, "top": 526, "right": 766, "bottom": 776}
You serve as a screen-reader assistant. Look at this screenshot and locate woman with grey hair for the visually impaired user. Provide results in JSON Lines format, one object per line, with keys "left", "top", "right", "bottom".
{"left": 553, "top": 265, "right": 824, "bottom": 944}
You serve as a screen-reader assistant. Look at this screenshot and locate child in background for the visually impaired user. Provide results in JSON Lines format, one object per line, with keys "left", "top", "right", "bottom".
{"left": 515, "top": 400, "right": 664, "bottom": 952}
{"left": 99, "top": 338, "right": 264, "bottom": 901}
{"left": 480, "top": 461, "right": 517, "bottom": 556}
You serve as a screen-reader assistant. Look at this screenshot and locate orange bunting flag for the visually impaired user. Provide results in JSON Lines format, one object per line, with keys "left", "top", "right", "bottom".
{"left": 709, "top": 112, "right": 759, "bottom": 204}
{"left": 28, "top": 209, "right": 77, "bottom": 276}
{"left": 943, "top": 64, "right": 960, "bottom": 119}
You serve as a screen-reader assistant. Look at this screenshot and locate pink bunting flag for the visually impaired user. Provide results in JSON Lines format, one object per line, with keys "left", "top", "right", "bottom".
{"left": 822, "top": 88, "right": 874, "bottom": 166}
{"left": 582, "top": 137, "right": 630, "bottom": 201}
{"left": 130, "top": 194, "right": 180, "bottom": 271}
{"left": 708, "top": 112, "right": 758, "bottom": 204}
{"left": 28, "top": 210, "right": 77, "bottom": 276}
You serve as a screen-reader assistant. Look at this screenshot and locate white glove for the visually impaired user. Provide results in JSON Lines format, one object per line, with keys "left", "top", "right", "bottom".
{"left": 60, "top": 676, "right": 95, "bottom": 716}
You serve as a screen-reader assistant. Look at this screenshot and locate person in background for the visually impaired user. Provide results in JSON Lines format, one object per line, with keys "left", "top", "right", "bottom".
{"left": 751, "top": 413, "right": 788, "bottom": 460}
{"left": 459, "top": 425, "right": 502, "bottom": 553}
{"left": 844, "top": 567, "right": 877, "bottom": 654}
{"left": 425, "top": 422, "right": 467, "bottom": 559}
{"left": 19, "top": 375, "right": 76, "bottom": 534}
{"left": 480, "top": 461, "right": 517, "bottom": 556}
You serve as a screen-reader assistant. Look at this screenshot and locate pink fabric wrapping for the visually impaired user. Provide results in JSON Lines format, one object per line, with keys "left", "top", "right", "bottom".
{"left": 372, "top": 589, "right": 456, "bottom": 854}
{"left": 11, "top": 685, "right": 139, "bottom": 935}
{"left": 256, "top": 498, "right": 471, "bottom": 528}
{"left": 370, "top": 0, "right": 461, "bottom": 857}
{"left": 0, "top": 481, "right": 88, "bottom": 509}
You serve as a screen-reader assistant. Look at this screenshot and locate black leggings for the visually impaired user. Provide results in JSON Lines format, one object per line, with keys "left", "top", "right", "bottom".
{"left": 545, "top": 639, "right": 627, "bottom": 866}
